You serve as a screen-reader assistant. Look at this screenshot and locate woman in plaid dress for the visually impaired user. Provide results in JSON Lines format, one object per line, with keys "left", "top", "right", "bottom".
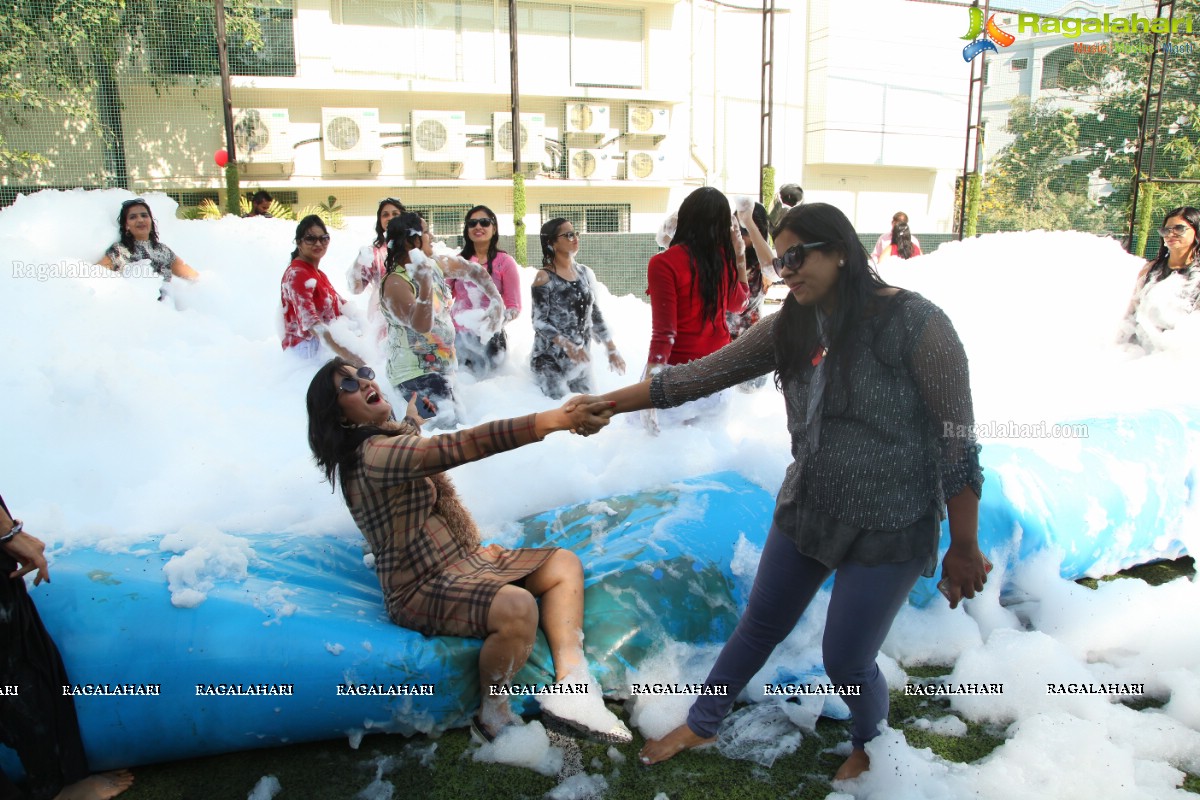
{"left": 306, "top": 358, "right": 631, "bottom": 743}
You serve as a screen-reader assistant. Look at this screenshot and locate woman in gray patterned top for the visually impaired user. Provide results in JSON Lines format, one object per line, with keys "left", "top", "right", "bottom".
{"left": 98, "top": 198, "right": 199, "bottom": 284}
{"left": 529, "top": 219, "right": 625, "bottom": 398}
{"left": 589, "top": 203, "right": 989, "bottom": 781}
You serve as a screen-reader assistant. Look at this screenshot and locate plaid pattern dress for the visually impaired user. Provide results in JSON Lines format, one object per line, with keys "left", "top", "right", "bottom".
{"left": 345, "top": 414, "right": 558, "bottom": 638}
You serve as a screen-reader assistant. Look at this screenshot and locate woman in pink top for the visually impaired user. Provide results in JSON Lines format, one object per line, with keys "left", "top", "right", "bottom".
{"left": 448, "top": 205, "right": 521, "bottom": 378}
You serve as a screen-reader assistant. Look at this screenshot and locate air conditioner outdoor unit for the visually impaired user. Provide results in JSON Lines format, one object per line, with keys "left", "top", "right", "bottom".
{"left": 568, "top": 148, "right": 616, "bottom": 180}
{"left": 625, "top": 150, "right": 670, "bottom": 180}
{"left": 232, "top": 108, "right": 292, "bottom": 164}
{"left": 565, "top": 103, "right": 611, "bottom": 135}
{"left": 321, "top": 108, "right": 382, "bottom": 160}
{"left": 492, "top": 112, "right": 546, "bottom": 164}
{"left": 627, "top": 105, "right": 670, "bottom": 137}
{"left": 411, "top": 110, "right": 467, "bottom": 162}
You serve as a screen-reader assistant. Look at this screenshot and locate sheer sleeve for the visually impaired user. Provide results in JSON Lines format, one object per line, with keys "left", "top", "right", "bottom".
{"left": 650, "top": 314, "right": 778, "bottom": 407}
{"left": 903, "top": 302, "right": 984, "bottom": 501}
{"left": 358, "top": 414, "right": 541, "bottom": 487}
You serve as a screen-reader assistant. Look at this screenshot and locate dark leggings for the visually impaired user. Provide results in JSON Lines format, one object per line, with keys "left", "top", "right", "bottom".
{"left": 0, "top": 556, "right": 89, "bottom": 800}
{"left": 686, "top": 524, "right": 925, "bottom": 749}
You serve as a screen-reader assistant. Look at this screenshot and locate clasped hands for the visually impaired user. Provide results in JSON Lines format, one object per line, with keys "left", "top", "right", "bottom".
{"left": 560, "top": 394, "right": 617, "bottom": 437}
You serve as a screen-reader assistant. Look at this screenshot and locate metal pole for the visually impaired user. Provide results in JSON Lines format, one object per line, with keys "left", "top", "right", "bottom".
{"left": 215, "top": 0, "right": 237, "bottom": 161}
{"left": 508, "top": 0, "right": 520, "bottom": 175}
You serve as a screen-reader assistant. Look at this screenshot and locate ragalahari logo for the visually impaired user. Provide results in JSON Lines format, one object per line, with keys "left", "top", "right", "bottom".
{"left": 962, "top": 4, "right": 1016, "bottom": 62}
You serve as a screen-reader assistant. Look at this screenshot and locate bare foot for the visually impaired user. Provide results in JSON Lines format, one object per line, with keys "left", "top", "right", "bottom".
{"left": 833, "top": 748, "right": 870, "bottom": 781}
{"left": 638, "top": 723, "right": 716, "bottom": 765}
{"left": 55, "top": 770, "right": 134, "bottom": 800}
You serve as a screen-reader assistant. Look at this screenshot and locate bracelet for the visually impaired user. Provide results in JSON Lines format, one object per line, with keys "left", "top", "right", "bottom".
{"left": 1, "top": 519, "right": 23, "bottom": 544}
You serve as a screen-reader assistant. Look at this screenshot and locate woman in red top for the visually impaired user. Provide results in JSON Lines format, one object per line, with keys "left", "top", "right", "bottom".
{"left": 280, "top": 215, "right": 366, "bottom": 364}
{"left": 646, "top": 187, "right": 749, "bottom": 371}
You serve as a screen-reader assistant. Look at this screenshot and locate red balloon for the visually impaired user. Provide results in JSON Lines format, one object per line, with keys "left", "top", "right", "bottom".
{"left": 214, "top": 149, "right": 229, "bottom": 168}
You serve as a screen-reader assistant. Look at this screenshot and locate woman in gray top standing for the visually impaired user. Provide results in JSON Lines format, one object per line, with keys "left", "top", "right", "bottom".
{"left": 588, "top": 203, "right": 989, "bottom": 781}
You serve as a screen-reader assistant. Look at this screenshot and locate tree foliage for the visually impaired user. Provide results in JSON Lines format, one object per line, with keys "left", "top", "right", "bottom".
{"left": 0, "top": 0, "right": 262, "bottom": 177}
{"left": 980, "top": 0, "right": 1200, "bottom": 237}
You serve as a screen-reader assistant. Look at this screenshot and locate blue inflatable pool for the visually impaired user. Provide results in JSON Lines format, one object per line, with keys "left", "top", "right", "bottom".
{"left": 3, "top": 409, "right": 1194, "bottom": 772}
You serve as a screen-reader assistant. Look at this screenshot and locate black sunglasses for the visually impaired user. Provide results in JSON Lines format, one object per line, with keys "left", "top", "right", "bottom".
{"left": 338, "top": 366, "right": 375, "bottom": 394}
{"left": 772, "top": 242, "right": 828, "bottom": 274}
{"left": 301, "top": 233, "right": 331, "bottom": 245}
{"left": 466, "top": 218, "right": 494, "bottom": 229}
{"left": 556, "top": 231, "right": 578, "bottom": 241}
{"left": 121, "top": 198, "right": 148, "bottom": 210}
{"left": 1159, "top": 224, "right": 1192, "bottom": 238}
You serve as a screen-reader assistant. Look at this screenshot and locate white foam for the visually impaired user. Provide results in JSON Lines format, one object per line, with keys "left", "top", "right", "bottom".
{"left": 246, "top": 775, "right": 282, "bottom": 800}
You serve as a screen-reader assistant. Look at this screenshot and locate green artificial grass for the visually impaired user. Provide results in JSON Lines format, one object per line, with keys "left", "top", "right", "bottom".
{"left": 92, "top": 557, "right": 1200, "bottom": 798}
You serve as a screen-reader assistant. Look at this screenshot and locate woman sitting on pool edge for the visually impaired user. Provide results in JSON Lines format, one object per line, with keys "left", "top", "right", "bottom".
{"left": 305, "top": 358, "right": 630, "bottom": 744}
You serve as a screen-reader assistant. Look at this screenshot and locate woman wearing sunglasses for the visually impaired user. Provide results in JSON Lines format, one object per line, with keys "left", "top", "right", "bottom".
{"left": 98, "top": 198, "right": 199, "bottom": 290}
{"left": 448, "top": 205, "right": 522, "bottom": 379}
{"left": 1122, "top": 206, "right": 1200, "bottom": 351}
{"left": 281, "top": 215, "right": 366, "bottom": 364}
{"left": 583, "top": 203, "right": 987, "bottom": 781}
{"left": 529, "top": 219, "right": 625, "bottom": 399}
{"left": 349, "top": 198, "right": 406, "bottom": 341}
{"left": 305, "top": 359, "right": 631, "bottom": 744}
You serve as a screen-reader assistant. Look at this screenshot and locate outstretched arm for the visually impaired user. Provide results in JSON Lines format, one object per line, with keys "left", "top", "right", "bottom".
{"left": 359, "top": 399, "right": 615, "bottom": 484}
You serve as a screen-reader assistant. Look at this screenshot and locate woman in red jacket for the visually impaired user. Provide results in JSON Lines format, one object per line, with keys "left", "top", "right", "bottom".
{"left": 644, "top": 187, "right": 748, "bottom": 429}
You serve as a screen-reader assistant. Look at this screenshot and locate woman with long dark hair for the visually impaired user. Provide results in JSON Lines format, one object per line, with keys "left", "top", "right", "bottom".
{"left": 878, "top": 217, "right": 922, "bottom": 262}
{"left": 305, "top": 358, "right": 630, "bottom": 744}
{"left": 280, "top": 215, "right": 365, "bottom": 364}
{"left": 728, "top": 200, "right": 775, "bottom": 341}
{"left": 379, "top": 212, "right": 460, "bottom": 428}
{"left": 585, "top": 202, "right": 987, "bottom": 781}
{"left": 646, "top": 187, "right": 748, "bottom": 372}
{"left": 349, "top": 198, "right": 405, "bottom": 341}
{"left": 529, "top": 218, "right": 625, "bottom": 399}
{"left": 1123, "top": 206, "right": 1200, "bottom": 350}
{"left": 98, "top": 198, "right": 199, "bottom": 289}
{"left": 449, "top": 205, "right": 522, "bottom": 378}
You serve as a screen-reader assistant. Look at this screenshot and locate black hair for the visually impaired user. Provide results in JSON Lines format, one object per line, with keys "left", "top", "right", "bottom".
{"left": 744, "top": 201, "right": 768, "bottom": 269}
{"left": 1148, "top": 206, "right": 1200, "bottom": 281}
{"left": 306, "top": 358, "right": 390, "bottom": 499}
{"left": 384, "top": 211, "right": 427, "bottom": 273}
{"left": 540, "top": 218, "right": 570, "bottom": 271}
{"left": 117, "top": 199, "right": 159, "bottom": 251}
{"left": 770, "top": 203, "right": 891, "bottom": 390}
{"left": 779, "top": 184, "right": 803, "bottom": 206}
{"left": 251, "top": 190, "right": 273, "bottom": 204}
{"left": 892, "top": 220, "right": 915, "bottom": 260}
{"left": 669, "top": 187, "right": 737, "bottom": 331}
{"left": 291, "top": 215, "right": 328, "bottom": 261}
{"left": 374, "top": 198, "right": 406, "bottom": 249}
{"left": 459, "top": 205, "right": 502, "bottom": 274}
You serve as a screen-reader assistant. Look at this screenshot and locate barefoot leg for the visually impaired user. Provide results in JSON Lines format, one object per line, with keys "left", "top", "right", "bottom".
{"left": 638, "top": 723, "right": 716, "bottom": 765}
{"left": 523, "top": 550, "right": 586, "bottom": 680}
{"left": 54, "top": 770, "right": 135, "bottom": 800}
{"left": 478, "top": 585, "right": 539, "bottom": 735}
{"left": 833, "top": 748, "right": 870, "bottom": 781}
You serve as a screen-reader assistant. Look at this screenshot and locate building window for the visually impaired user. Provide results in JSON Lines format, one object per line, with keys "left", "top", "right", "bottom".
{"left": 540, "top": 204, "right": 631, "bottom": 233}
{"left": 982, "top": 62, "right": 990, "bottom": 86}
{"left": 339, "top": 1, "right": 643, "bottom": 88}
{"left": 1011, "top": 58, "right": 1028, "bottom": 71}
{"left": 408, "top": 204, "right": 474, "bottom": 245}
{"left": 157, "top": 1, "right": 296, "bottom": 77}
{"left": 572, "top": 7, "right": 643, "bottom": 89}
{"left": 1040, "top": 46, "right": 1075, "bottom": 90}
